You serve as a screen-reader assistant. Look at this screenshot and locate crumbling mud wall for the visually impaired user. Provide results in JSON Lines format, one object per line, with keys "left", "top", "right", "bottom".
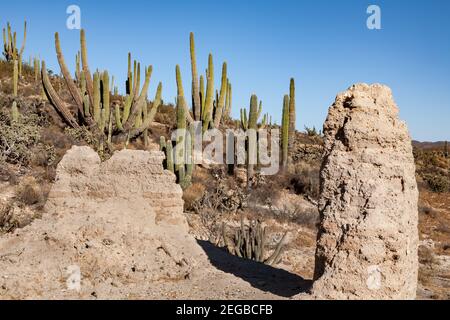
{"left": 0, "top": 146, "right": 208, "bottom": 299}
{"left": 311, "top": 84, "right": 419, "bottom": 299}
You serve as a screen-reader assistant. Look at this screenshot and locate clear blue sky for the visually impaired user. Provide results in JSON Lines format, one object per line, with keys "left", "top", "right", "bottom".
{"left": 2, "top": 0, "right": 449, "bottom": 141}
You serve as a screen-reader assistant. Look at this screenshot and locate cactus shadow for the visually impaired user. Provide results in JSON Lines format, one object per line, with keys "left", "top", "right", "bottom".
{"left": 196, "top": 240, "right": 312, "bottom": 297}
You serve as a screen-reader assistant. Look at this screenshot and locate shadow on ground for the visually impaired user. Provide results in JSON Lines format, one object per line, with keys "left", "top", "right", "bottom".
{"left": 197, "top": 240, "right": 312, "bottom": 298}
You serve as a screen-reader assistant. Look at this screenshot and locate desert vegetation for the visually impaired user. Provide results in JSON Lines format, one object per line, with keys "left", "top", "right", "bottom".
{"left": 0, "top": 19, "right": 449, "bottom": 300}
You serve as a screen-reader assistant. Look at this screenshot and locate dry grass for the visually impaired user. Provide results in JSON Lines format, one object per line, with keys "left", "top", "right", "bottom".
{"left": 183, "top": 182, "right": 206, "bottom": 211}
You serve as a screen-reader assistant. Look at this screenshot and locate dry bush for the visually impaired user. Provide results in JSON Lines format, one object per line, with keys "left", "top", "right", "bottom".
{"left": 289, "top": 162, "right": 320, "bottom": 200}
{"left": 423, "top": 174, "right": 450, "bottom": 193}
{"left": 183, "top": 182, "right": 206, "bottom": 211}
{"left": 0, "top": 202, "right": 13, "bottom": 230}
{"left": 15, "top": 177, "right": 44, "bottom": 206}
{"left": 268, "top": 203, "right": 319, "bottom": 229}
{"left": 154, "top": 104, "right": 176, "bottom": 126}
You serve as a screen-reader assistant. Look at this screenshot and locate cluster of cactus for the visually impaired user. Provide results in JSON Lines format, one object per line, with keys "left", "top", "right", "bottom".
{"left": 41, "top": 29, "right": 162, "bottom": 150}
{"left": 2, "top": 21, "right": 26, "bottom": 62}
{"left": 159, "top": 65, "right": 194, "bottom": 189}
{"left": 281, "top": 78, "right": 296, "bottom": 169}
{"left": 222, "top": 219, "right": 287, "bottom": 266}
{"left": 189, "top": 33, "right": 232, "bottom": 132}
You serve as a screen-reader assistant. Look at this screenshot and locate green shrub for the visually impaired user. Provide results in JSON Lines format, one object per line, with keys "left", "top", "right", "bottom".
{"left": 0, "top": 111, "right": 40, "bottom": 165}
{"left": 423, "top": 174, "right": 450, "bottom": 193}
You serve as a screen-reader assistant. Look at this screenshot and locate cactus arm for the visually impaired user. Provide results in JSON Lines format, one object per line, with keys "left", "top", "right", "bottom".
{"left": 281, "top": 95, "right": 290, "bottom": 168}
{"left": 176, "top": 65, "right": 194, "bottom": 124}
{"left": 80, "top": 29, "right": 94, "bottom": 108}
{"left": 18, "top": 20, "right": 26, "bottom": 57}
{"left": 288, "top": 78, "right": 296, "bottom": 149}
{"left": 145, "top": 82, "right": 162, "bottom": 125}
{"left": 190, "top": 32, "right": 201, "bottom": 121}
{"left": 213, "top": 62, "right": 228, "bottom": 128}
{"left": 115, "top": 104, "right": 124, "bottom": 131}
{"left": 200, "top": 74, "right": 205, "bottom": 112}
{"left": 55, "top": 32, "right": 84, "bottom": 116}
{"left": 122, "top": 66, "right": 152, "bottom": 132}
{"left": 166, "top": 142, "right": 174, "bottom": 173}
{"left": 265, "top": 232, "right": 288, "bottom": 266}
{"left": 202, "top": 54, "right": 214, "bottom": 132}
{"left": 41, "top": 61, "right": 80, "bottom": 128}
{"left": 93, "top": 71, "right": 101, "bottom": 122}
{"left": 13, "top": 59, "right": 18, "bottom": 97}
{"left": 102, "top": 71, "right": 110, "bottom": 126}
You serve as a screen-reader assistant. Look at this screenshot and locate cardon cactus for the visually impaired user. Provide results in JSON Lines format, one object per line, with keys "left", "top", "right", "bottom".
{"left": 222, "top": 219, "right": 288, "bottom": 266}
{"left": 213, "top": 62, "right": 228, "bottom": 128}
{"left": 288, "top": 78, "right": 296, "bottom": 150}
{"left": 202, "top": 53, "right": 214, "bottom": 132}
{"left": 160, "top": 65, "right": 194, "bottom": 189}
{"left": 183, "top": 33, "right": 232, "bottom": 132}
{"left": 42, "top": 29, "right": 162, "bottom": 150}
{"left": 11, "top": 59, "right": 19, "bottom": 121}
{"left": 2, "top": 21, "right": 26, "bottom": 62}
{"left": 190, "top": 32, "right": 201, "bottom": 121}
{"left": 281, "top": 94, "right": 290, "bottom": 169}
{"left": 239, "top": 95, "right": 270, "bottom": 187}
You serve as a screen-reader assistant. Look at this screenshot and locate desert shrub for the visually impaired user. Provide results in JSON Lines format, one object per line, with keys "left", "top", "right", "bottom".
{"left": 423, "top": 174, "right": 450, "bottom": 193}
{"left": 0, "top": 111, "right": 41, "bottom": 165}
{"left": 31, "top": 144, "right": 56, "bottom": 167}
{"left": 269, "top": 204, "right": 319, "bottom": 229}
{"left": 304, "top": 125, "right": 320, "bottom": 137}
{"left": 0, "top": 202, "right": 13, "bottom": 231}
{"left": 154, "top": 103, "right": 176, "bottom": 126}
{"left": 64, "top": 127, "right": 97, "bottom": 146}
{"left": 192, "top": 183, "right": 248, "bottom": 214}
{"left": 289, "top": 163, "right": 320, "bottom": 200}
{"left": 15, "top": 177, "right": 44, "bottom": 206}
{"left": 183, "top": 183, "right": 206, "bottom": 211}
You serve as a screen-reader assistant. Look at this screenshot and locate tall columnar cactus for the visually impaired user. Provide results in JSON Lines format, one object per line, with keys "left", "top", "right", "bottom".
{"left": 42, "top": 29, "right": 161, "bottom": 149}
{"left": 202, "top": 54, "right": 214, "bottom": 132}
{"left": 247, "top": 94, "right": 259, "bottom": 185}
{"left": 33, "top": 57, "right": 40, "bottom": 83}
{"left": 11, "top": 59, "right": 19, "bottom": 121}
{"left": 190, "top": 32, "right": 201, "bottom": 121}
{"left": 13, "top": 59, "right": 18, "bottom": 97}
{"left": 2, "top": 21, "right": 26, "bottom": 62}
{"left": 281, "top": 94, "right": 290, "bottom": 169}
{"left": 224, "top": 81, "right": 232, "bottom": 120}
{"left": 212, "top": 62, "right": 228, "bottom": 128}
{"left": 288, "top": 78, "right": 296, "bottom": 150}
{"left": 160, "top": 66, "right": 194, "bottom": 189}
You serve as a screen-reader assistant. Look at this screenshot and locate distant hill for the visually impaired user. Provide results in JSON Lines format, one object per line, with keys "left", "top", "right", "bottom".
{"left": 412, "top": 140, "right": 447, "bottom": 150}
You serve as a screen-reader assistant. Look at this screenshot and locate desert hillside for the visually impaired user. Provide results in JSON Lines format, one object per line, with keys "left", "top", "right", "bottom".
{"left": 1, "top": 53, "right": 449, "bottom": 299}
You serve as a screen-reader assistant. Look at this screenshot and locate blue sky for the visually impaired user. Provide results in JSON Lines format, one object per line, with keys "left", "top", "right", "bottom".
{"left": 2, "top": 0, "right": 449, "bottom": 141}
